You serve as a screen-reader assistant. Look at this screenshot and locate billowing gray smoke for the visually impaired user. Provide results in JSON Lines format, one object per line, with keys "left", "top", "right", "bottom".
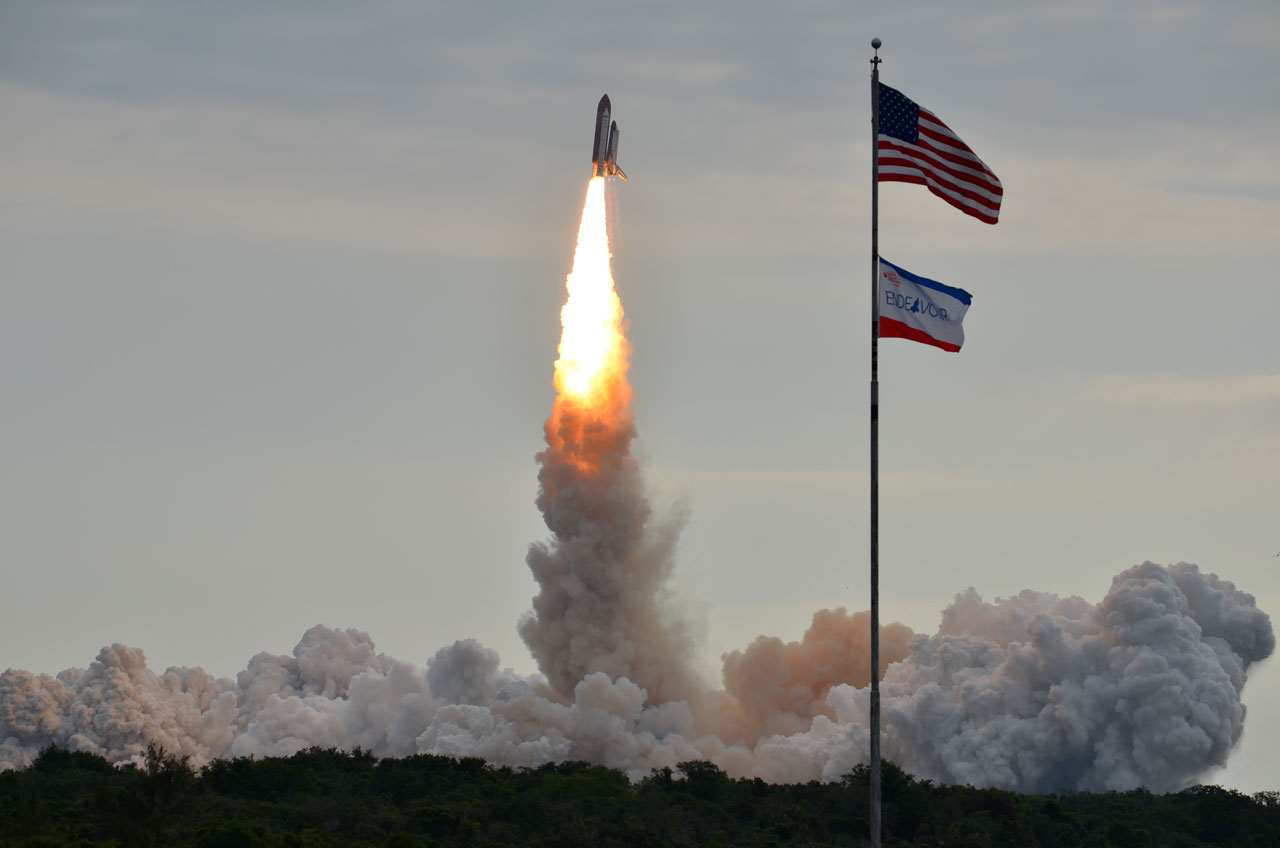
{"left": 518, "top": 389, "right": 699, "bottom": 707}
{"left": 878, "top": 562, "right": 1274, "bottom": 792}
{"left": 1, "top": 562, "right": 1271, "bottom": 792}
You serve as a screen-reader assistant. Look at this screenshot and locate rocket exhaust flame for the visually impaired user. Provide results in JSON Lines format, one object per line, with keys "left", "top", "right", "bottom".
{"left": 554, "top": 178, "right": 624, "bottom": 403}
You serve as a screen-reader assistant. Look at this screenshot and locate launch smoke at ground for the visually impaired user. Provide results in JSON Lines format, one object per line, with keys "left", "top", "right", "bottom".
{"left": 1, "top": 180, "right": 1273, "bottom": 793}
{"left": 0, "top": 562, "right": 1271, "bottom": 792}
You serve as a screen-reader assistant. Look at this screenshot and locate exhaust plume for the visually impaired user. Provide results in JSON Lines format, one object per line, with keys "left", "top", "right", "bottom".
{"left": 1, "top": 181, "right": 1272, "bottom": 793}
{"left": 518, "top": 176, "right": 699, "bottom": 706}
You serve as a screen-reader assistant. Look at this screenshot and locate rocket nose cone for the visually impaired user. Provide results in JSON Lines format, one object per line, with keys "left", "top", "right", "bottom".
{"left": 599, "top": 94, "right": 611, "bottom": 112}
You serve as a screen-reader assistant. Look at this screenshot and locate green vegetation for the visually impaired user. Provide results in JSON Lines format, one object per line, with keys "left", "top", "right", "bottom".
{"left": 1, "top": 746, "right": 1276, "bottom": 847}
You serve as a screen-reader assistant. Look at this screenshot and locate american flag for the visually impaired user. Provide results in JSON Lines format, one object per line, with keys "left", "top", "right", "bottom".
{"left": 877, "top": 82, "right": 1003, "bottom": 224}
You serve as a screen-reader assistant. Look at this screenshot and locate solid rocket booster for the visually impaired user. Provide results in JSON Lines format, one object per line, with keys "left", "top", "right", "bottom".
{"left": 591, "top": 94, "right": 627, "bottom": 181}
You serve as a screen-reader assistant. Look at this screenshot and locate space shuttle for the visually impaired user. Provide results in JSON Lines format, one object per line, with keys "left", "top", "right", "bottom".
{"left": 591, "top": 94, "right": 627, "bottom": 181}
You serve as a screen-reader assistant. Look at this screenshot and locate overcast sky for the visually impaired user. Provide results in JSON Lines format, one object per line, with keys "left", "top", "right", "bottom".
{"left": 2, "top": 1, "right": 1277, "bottom": 791}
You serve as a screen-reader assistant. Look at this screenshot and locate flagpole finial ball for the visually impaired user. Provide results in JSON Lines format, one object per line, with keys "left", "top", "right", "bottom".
{"left": 871, "top": 37, "right": 882, "bottom": 49}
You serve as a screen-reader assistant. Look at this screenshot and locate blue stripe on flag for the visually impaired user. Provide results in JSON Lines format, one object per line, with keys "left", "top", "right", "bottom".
{"left": 879, "top": 257, "right": 972, "bottom": 305}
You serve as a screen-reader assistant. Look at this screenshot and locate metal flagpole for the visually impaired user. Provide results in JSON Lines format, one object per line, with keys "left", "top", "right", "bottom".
{"left": 868, "top": 35, "right": 882, "bottom": 848}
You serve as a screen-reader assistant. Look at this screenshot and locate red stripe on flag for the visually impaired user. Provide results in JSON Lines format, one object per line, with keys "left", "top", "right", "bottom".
{"left": 917, "top": 121, "right": 993, "bottom": 164}
{"left": 879, "top": 316, "right": 962, "bottom": 352}
{"left": 878, "top": 150, "right": 1003, "bottom": 210}
{"left": 912, "top": 134, "right": 1003, "bottom": 192}
{"left": 879, "top": 141, "right": 1003, "bottom": 204}
{"left": 880, "top": 140, "right": 998, "bottom": 199}
{"left": 878, "top": 168, "right": 1000, "bottom": 224}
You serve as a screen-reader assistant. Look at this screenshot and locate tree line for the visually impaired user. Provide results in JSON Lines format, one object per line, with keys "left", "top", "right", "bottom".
{"left": 1, "top": 745, "right": 1277, "bottom": 847}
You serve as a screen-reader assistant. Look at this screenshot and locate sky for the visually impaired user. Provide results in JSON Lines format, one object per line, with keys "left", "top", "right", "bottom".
{"left": 2, "top": 0, "right": 1278, "bottom": 791}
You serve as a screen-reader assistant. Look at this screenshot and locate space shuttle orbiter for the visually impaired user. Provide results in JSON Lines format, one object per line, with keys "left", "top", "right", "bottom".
{"left": 591, "top": 94, "right": 627, "bottom": 181}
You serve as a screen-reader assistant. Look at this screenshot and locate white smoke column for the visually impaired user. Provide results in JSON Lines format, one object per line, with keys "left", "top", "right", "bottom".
{"left": 517, "top": 178, "right": 700, "bottom": 706}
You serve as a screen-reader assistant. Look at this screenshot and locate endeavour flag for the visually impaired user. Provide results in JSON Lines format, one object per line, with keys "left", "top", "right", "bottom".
{"left": 877, "top": 83, "right": 1003, "bottom": 224}
{"left": 879, "top": 258, "right": 971, "bottom": 352}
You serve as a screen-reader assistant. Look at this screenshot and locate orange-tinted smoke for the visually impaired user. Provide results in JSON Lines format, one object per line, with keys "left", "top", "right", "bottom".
{"left": 718, "top": 609, "right": 915, "bottom": 744}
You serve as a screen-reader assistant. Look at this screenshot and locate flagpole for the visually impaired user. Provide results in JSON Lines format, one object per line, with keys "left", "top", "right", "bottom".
{"left": 868, "top": 35, "right": 882, "bottom": 848}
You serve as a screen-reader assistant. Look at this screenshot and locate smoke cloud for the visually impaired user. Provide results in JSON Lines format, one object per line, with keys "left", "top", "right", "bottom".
{"left": 1, "top": 562, "right": 1271, "bottom": 792}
